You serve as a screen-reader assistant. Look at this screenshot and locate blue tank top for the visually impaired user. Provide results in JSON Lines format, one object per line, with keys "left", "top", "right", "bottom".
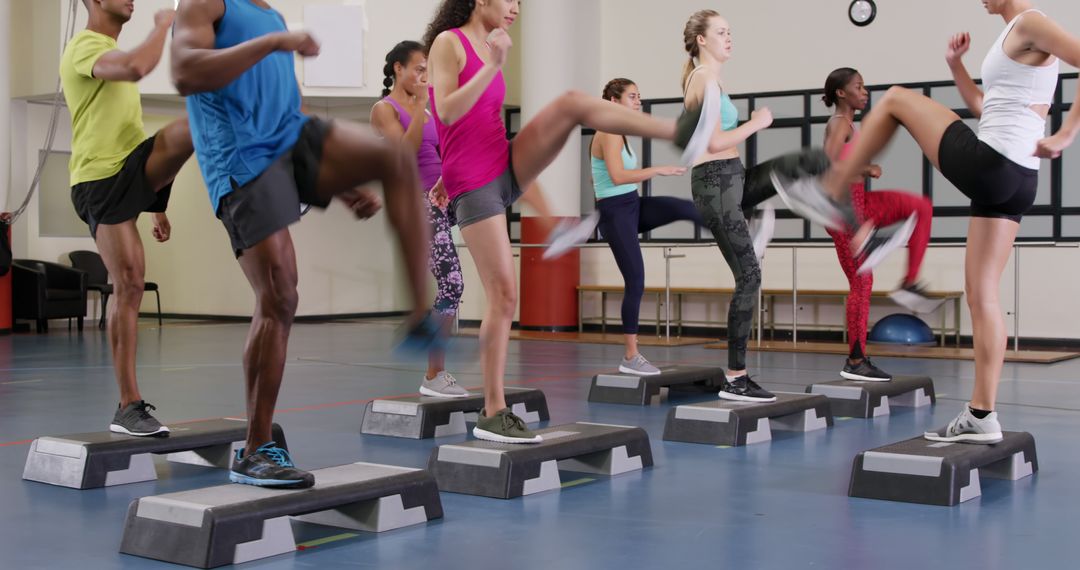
{"left": 591, "top": 141, "right": 638, "bottom": 199}
{"left": 186, "top": 0, "right": 308, "bottom": 214}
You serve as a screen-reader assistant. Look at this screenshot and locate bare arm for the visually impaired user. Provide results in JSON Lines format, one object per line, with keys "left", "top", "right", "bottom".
{"left": 945, "top": 32, "right": 984, "bottom": 117}
{"left": 1027, "top": 15, "right": 1080, "bottom": 154}
{"left": 684, "top": 72, "right": 771, "bottom": 154}
{"left": 171, "top": 0, "right": 317, "bottom": 96}
{"left": 429, "top": 30, "right": 503, "bottom": 126}
{"left": 370, "top": 101, "right": 427, "bottom": 154}
{"left": 597, "top": 132, "right": 681, "bottom": 185}
{"left": 823, "top": 119, "right": 852, "bottom": 163}
{"left": 92, "top": 9, "right": 175, "bottom": 82}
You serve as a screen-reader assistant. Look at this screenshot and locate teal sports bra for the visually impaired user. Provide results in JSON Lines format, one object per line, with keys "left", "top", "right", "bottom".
{"left": 591, "top": 141, "right": 639, "bottom": 199}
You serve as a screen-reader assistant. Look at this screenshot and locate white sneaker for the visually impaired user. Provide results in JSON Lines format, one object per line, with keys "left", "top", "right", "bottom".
{"left": 543, "top": 211, "right": 600, "bottom": 260}
{"left": 419, "top": 371, "right": 470, "bottom": 398}
{"left": 924, "top": 406, "right": 1004, "bottom": 444}
{"left": 749, "top": 204, "right": 775, "bottom": 263}
{"left": 889, "top": 281, "right": 947, "bottom": 314}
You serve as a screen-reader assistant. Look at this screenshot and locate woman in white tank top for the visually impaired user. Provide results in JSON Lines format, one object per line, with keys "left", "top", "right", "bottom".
{"left": 776, "top": 1, "right": 1080, "bottom": 445}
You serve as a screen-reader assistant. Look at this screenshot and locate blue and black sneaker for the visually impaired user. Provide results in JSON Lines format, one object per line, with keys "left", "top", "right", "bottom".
{"left": 396, "top": 311, "right": 448, "bottom": 354}
{"left": 229, "top": 442, "right": 314, "bottom": 489}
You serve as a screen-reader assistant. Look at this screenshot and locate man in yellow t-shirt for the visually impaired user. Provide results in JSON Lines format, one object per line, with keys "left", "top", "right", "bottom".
{"left": 61, "top": 0, "right": 193, "bottom": 437}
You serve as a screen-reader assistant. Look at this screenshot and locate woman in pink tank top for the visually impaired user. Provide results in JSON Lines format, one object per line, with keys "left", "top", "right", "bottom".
{"left": 422, "top": 0, "right": 696, "bottom": 444}
{"left": 371, "top": 41, "right": 467, "bottom": 400}
{"left": 820, "top": 67, "right": 935, "bottom": 384}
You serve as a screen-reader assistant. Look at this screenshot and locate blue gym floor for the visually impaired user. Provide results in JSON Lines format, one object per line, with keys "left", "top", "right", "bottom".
{"left": 0, "top": 319, "right": 1075, "bottom": 569}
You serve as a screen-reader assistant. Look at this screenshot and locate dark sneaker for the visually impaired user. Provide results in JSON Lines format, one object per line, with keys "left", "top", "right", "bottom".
{"left": 674, "top": 81, "right": 722, "bottom": 165}
{"left": 718, "top": 375, "right": 777, "bottom": 402}
{"left": 748, "top": 204, "right": 776, "bottom": 263}
{"left": 396, "top": 311, "right": 448, "bottom": 354}
{"left": 110, "top": 400, "right": 170, "bottom": 437}
{"left": 855, "top": 214, "right": 917, "bottom": 275}
{"left": 229, "top": 442, "right": 314, "bottom": 488}
{"left": 924, "top": 407, "right": 1004, "bottom": 444}
{"left": 889, "top": 280, "right": 947, "bottom": 314}
{"left": 543, "top": 211, "right": 600, "bottom": 260}
{"left": 420, "top": 371, "right": 470, "bottom": 398}
{"left": 840, "top": 357, "right": 892, "bottom": 382}
{"left": 619, "top": 354, "right": 661, "bottom": 376}
{"left": 473, "top": 408, "right": 543, "bottom": 444}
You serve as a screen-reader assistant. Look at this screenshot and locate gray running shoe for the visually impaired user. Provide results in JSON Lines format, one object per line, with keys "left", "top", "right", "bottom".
{"left": 473, "top": 408, "right": 543, "bottom": 444}
{"left": 544, "top": 211, "right": 600, "bottom": 260}
{"left": 889, "top": 281, "right": 947, "bottom": 315}
{"left": 110, "top": 400, "right": 170, "bottom": 437}
{"left": 619, "top": 354, "right": 661, "bottom": 376}
{"left": 749, "top": 204, "right": 776, "bottom": 263}
{"left": 924, "top": 406, "right": 1004, "bottom": 444}
{"left": 420, "top": 371, "right": 470, "bottom": 398}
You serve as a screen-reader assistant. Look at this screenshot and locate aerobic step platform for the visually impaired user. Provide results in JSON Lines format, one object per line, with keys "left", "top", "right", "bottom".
{"left": 588, "top": 366, "right": 725, "bottom": 405}
{"left": 361, "top": 387, "right": 549, "bottom": 439}
{"left": 663, "top": 392, "right": 833, "bottom": 446}
{"left": 428, "top": 422, "right": 652, "bottom": 498}
{"left": 849, "top": 432, "right": 1037, "bottom": 506}
{"left": 23, "top": 418, "right": 287, "bottom": 489}
{"left": 120, "top": 462, "right": 442, "bottom": 568}
{"left": 807, "top": 375, "right": 935, "bottom": 418}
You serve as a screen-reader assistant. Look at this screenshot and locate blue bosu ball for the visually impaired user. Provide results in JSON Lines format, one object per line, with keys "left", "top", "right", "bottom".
{"left": 868, "top": 313, "right": 935, "bottom": 346}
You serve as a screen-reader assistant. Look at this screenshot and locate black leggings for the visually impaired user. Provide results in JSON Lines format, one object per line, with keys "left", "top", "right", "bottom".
{"left": 596, "top": 192, "right": 702, "bottom": 335}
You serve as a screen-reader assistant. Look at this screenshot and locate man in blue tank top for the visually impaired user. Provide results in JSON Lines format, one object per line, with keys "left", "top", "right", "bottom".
{"left": 172, "top": 0, "right": 436, "bottom": 488}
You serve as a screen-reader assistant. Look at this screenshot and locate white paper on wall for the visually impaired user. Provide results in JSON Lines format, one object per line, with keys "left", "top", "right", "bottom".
{"left": 302, "top": 4, "right": 365, "bottom": 88}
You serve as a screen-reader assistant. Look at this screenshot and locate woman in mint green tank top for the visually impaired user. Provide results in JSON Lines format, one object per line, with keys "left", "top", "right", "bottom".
{"left": 591, "top": 79, "right": 701, "bottom": 375}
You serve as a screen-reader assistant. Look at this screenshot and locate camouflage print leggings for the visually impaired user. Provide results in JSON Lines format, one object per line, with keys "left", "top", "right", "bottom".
{"left": 690, "top": 158, "right": 780, "bottom": 370}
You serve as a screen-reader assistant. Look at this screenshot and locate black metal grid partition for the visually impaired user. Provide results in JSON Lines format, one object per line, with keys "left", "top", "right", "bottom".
{"left": 504, "top": 72, "right": 1079, "bottom": 244}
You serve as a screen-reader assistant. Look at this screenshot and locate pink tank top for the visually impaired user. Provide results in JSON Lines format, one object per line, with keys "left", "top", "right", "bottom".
{"left": 381, "top": 96, "right": 442, "bottom": 191}
{"left": 835, "top": 117, "right": 866, "bottom": 216}
{"left": 429, "top": 28, "right": 510, "bottom": 200}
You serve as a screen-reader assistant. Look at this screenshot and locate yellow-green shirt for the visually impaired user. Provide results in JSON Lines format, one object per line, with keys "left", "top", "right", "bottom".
{"left": 60, "top": 30, "right": 147, "bottom": 186}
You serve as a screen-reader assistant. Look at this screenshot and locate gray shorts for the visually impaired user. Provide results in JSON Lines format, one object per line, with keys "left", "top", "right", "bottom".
{"left": 451, "top": 166, "right": 522, "bottom": 229}
{"left": 218, "top": 118, "right": 331, "bottom": 257}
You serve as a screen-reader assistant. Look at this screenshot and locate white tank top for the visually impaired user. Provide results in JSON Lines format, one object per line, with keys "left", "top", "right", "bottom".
{"left": 978, "top": 9, "right": 1059, "bottom": 170}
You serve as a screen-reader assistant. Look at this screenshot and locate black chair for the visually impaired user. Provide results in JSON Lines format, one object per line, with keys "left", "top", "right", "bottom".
{"left": 12, "top": 260, "right": 87, "bottom": 333}
{"left": 68, "top": 250, "right": 162, "bottom": 329}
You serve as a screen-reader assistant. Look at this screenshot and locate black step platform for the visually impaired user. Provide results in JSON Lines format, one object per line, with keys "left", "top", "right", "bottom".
{"left": 361, "top": 387, "right": 549, "bottom": 439}
{"left": 663, "top": 392, "right": 833, "bottom": 446}
{"left": 120, "top": 462, "right": 443, "bottom": 568}
{"left": 807, "top": 375, "right": 935, "bottom": 418}
{"left": 428, "top": 422, "right": 653, "bottom": 499}
{"left": 848, "top": 431, "right": 1037, "bottom": 506}
{"left": 22, "top": 418, "right": 286, "bottom": 489}
{"left": 587, "top": 366, "right": 725, "bottom": 405}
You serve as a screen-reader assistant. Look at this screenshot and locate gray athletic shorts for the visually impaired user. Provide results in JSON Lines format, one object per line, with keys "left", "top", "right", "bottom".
{"left": 451, "top": 164, "right": 522, "bottom": 229}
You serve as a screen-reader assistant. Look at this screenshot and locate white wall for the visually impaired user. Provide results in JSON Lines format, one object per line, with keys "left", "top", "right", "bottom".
{"left": 599, "top": 0, "right": 1080, "bottom": 98}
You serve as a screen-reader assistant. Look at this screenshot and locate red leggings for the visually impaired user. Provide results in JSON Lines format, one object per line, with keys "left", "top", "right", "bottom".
{"left": 827, "top": 184, "right": 933, "bottom": 357}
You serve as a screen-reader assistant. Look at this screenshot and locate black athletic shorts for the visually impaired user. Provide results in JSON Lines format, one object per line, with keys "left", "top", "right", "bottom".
{"left": 70, "top": 134, "right": 172, "bottom": 239}
{"left": 218, "top": 117, "right": 332, "bottom": 257}
{"left": 938, "top": 120, "right": 1038, "bottom": 223}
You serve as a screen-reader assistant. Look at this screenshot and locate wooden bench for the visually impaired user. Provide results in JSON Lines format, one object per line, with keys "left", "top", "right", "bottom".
{"left": 577, "top": 285, "right": 964, "bottom": 346}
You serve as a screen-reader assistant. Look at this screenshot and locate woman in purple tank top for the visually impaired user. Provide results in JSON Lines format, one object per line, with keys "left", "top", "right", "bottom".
{"left": 423, "top": 0, "right": 703, "bottom": 444}
{"left": 372, "top": 41, "right": 468, "bottom": 400}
